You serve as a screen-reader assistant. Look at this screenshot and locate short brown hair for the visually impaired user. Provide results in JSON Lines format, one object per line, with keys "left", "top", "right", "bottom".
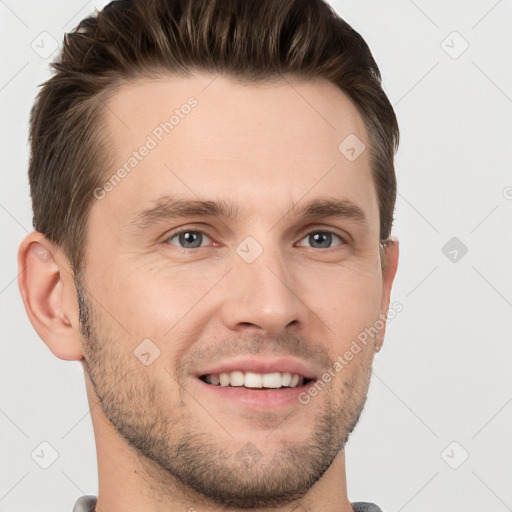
{"left": 28, "top": 0, "right": 399, "bottom": 274}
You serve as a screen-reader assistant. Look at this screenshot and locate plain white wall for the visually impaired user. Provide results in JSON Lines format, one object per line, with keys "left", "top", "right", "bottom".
{"left": 1, "top": 1, "right": 511, "bottom": 511}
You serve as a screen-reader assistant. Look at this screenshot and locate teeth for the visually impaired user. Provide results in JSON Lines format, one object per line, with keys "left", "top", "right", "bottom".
{"left": 262, "top": 372, "right": 281, "bottom": 388}
{"left": 219, "top": 373, "right": 230, "bottom": 386}
{"left": 202, "top": 371, "right": 307, "bottom": 388}
{"left": 280, "top": 372, "right": 292, "bottom": 386}
{"left": 244, "top": 371, "right": 263, "bottom": 388}
{"left": 230, "top": 371, "right": 245, "bottom": 386}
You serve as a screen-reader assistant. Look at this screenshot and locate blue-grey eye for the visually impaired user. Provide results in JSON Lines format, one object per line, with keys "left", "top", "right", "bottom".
{"left": 299, "top": 231, "right": 343, "bottom": 249}
{"left": 167, "top": 230, "right": 211, "bottom": 249}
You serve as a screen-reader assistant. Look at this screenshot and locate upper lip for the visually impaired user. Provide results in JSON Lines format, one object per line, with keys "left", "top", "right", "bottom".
{"left": 195, "top": 357, "right": 318, "bottom": 380}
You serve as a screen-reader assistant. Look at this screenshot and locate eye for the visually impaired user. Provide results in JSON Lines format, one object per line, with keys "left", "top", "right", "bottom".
{"left": 165, "top": 229, "right": 212, "bottom": 249}
{"left": 163, "top": 228, "right": 346, "bottom": 250}
{"left": 297, "top": 230, "right": 345, "bottom": 249}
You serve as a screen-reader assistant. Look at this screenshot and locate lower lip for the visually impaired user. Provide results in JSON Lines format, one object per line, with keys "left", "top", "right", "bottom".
{"left": 194, "top": 378, "right": 317, "bottom": 409}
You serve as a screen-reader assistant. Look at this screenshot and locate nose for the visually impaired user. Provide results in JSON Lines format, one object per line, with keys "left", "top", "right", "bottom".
{"left": 219, "top": 246, "right": 309, "bottom": 337}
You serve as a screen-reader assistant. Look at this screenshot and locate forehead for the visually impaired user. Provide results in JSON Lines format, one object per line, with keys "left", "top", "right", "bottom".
{"left": 95, "top": 73, "right": 378, "bottom": 232}
{"left": 104, "top": 73, "right": 369, "bottom": 158}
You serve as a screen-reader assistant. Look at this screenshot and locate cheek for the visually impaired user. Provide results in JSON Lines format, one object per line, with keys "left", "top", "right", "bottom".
{"left": 302, "top": 265, "right": 383, "bottom": 346}
{"left": 95, "top": 262, "right": 219, "bottom": 345}
{"left": 90, "top": 245, "right": 383, "bottom": 351}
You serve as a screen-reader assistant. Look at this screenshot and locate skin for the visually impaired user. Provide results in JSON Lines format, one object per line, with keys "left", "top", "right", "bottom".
{"left": 18, "top": 73, "right": 399, "bottom": 512}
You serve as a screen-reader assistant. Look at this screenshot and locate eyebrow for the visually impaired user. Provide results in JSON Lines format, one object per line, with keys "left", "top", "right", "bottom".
{"left": 129, "top": 195, "right": 368, "bottom": 231}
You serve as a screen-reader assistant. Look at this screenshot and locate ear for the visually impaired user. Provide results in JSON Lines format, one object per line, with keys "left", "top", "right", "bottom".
{"left": 380, "top": 237, "right": 399, "bottom": 312}
{"left": 17, "top": 231, "right": 84, "bottom": 361}
{"left": 375, "top": 237, "right": 399, "bottom": 352}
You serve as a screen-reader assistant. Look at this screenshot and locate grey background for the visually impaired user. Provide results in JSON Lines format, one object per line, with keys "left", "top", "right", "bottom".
{"left": 1, "top": 1, "right": 511, "bottom": 510}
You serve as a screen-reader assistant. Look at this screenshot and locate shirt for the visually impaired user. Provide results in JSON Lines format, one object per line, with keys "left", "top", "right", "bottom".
{"left": 73, "top": 495, "right": 383, "bottom": 511}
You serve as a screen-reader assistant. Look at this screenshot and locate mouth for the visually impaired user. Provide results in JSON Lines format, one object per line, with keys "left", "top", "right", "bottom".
{"left": 198, "top": 371, "right": 315, "bottom": 390}
{"left": 192, "top": 358, "right": 320, "bottom": 408}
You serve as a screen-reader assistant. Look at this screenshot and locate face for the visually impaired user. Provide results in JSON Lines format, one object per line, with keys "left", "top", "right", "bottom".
{"left": 77, "top": 73, "right": 395, "bottom": 508}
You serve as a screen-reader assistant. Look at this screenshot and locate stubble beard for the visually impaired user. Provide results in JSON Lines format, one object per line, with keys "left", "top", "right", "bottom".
{"left": 75, "top": 274, "right": 373, "bottom": 509}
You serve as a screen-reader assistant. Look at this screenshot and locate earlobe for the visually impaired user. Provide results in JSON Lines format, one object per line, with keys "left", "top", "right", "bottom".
{"left": 17, "top": 232, "right": 84, "bottom": 361}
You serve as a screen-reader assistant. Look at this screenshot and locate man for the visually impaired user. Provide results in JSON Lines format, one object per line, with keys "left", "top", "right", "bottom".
{"left": 18, "top": 0, "right": 399, "bottom": 511}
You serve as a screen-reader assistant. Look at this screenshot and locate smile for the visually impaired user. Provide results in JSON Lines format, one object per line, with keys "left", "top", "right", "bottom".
{"left": 200, "top": 371, "right": 313, "bottom": 389}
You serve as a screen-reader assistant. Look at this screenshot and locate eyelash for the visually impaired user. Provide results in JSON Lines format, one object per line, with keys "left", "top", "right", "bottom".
{"left": 164, "top": 227, "right": 347, "bottom": 250}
